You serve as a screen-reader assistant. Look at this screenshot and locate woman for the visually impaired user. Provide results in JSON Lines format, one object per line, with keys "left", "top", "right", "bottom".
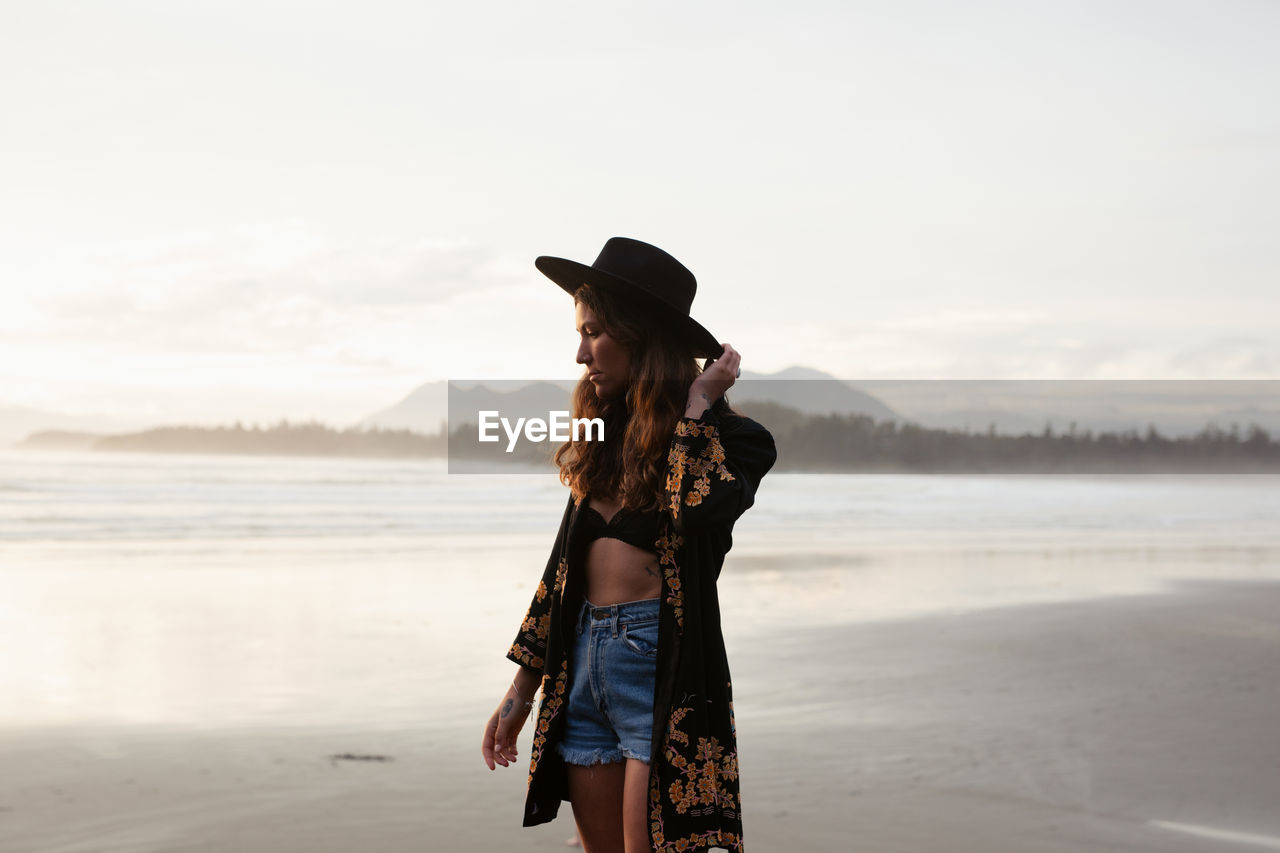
{"left": 481, "top": 237, "right": 777, "bottom": 853}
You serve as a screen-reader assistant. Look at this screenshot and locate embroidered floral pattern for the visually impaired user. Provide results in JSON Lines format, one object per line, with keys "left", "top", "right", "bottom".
{"left": 527, "top": 667, "right": 568, "bottom": 787}
{"left": 649, "top": 704, "right": 744, "bottom": 852}
{"left": 521, "top": 611, "right": 551, "bottom": 641}
{"left": 675, "top": 420, "right": 717, "bottom": 439}
{"left": 510, "top": 557, "right": 568, "bottom": 671}
{"left": 506, "top": 641, "right": 544, "bottom": 671}
{"left": 665, "top": 714, "right": 740, "bottom": 816}
{"left": 667, "top": 419, "right": 736, "bottom": 514}
{"left": 553, "top": 555, "right": 568, "bottom": 598}
{"left": 656, "top": 531, "right": 685, "bottom": 630}
{"left": 651, "top": 827, "right": 743, "bottom": 853}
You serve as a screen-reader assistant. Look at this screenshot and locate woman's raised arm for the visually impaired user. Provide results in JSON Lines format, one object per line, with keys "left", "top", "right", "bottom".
{"left": 665, "top": 405, "right": 776, "bottom": 535}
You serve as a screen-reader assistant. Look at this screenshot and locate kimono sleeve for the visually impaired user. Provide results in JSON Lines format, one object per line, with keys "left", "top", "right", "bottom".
{"left": 664, "top": 404, "right": 777, "bottom": 535}
{"left": 506, "top": 494, "right": 574, "bottom": 672}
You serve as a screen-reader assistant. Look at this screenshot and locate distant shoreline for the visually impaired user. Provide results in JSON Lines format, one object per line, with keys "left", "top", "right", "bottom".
{"left": 11, "top": 408, "right": 1280, "bottom": 473}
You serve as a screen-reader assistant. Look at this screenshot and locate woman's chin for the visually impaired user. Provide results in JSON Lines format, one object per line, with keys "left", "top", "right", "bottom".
{"left": 591, "top": 381, "right": 624, "bottom": 400}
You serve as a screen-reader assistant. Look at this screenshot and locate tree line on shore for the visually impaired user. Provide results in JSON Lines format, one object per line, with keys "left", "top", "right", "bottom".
{"left": 93, "top": 420, "right": 445, "bottom": 458}
{"left": 78, "top": 405, "right": 1280, "bottom": 473}
{"left": 739, "top": 401, "right": 1280, "bottom": 473}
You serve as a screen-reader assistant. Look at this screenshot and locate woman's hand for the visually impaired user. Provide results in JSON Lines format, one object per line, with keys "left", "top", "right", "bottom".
{"left": 686, "top": 343, "right": 741, "bottom": 419}
{"left": 482, "top": 682, "right": 535, "bottom": 770}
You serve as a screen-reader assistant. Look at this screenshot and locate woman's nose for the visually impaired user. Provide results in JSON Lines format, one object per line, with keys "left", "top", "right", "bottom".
{"left": 576, "top": 342, "right": 590, "bottom": 364}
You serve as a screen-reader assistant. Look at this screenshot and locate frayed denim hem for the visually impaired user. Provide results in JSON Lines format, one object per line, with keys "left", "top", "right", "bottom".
{"left": 619, "top": 745, "right": 651, "bottom": 762}
{"left": 557, "top": 742, "right": 624, "bottom": 766}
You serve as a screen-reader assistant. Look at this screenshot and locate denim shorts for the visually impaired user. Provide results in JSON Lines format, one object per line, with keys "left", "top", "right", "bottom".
{"left": 557, "top": 597, "right": 660, "bottom": 766}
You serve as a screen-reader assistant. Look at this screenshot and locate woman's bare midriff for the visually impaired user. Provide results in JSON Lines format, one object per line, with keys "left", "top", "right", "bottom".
{"left": 584, "top": 495, "right": 662, "bottom": 606}
{"left": 584, "top": 539, "right": 662, "bottom": 605}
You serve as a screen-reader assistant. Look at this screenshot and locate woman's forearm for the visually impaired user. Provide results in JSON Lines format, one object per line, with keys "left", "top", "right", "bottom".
{"left": 685, "top": 391, "right": 712, "bottom": 419}
{"left": 512, "top": 664, "right": 541, "bottom": 702}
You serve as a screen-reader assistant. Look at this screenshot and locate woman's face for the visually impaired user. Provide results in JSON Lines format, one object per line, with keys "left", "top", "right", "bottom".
{"left": 575, "top": 301, "right": 632, "bottom": 399}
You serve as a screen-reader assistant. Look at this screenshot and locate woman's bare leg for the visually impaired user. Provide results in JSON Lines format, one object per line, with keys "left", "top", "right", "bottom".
{"left": 622, "top": 758, "right": 651, "bottom": 853}
{"left": 568, "top": 762, "right": 626, "bottom": 853}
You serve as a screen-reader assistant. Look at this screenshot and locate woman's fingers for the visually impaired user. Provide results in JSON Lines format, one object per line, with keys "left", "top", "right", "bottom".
{"left": 496, "top": 729, "right": 513, "bottom": 758}
{"left": 498, "top": 720, "right": 522, "bottom": 762}
{"left": 720, "top": 345, "right": 740, "bottom": 371}
{"left": 690, "top": 344, "right": 743, "bottom": 407}
{"left": 482, "top": 714, "right": 498, "bottom": 770}
{"left": 484, "top": 709, "right": 525, "bottom": 769}
{"left": 717, "top": 344, "right": 741, "bottom": 384}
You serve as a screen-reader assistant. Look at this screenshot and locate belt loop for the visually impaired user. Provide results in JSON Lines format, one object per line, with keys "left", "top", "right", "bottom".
{"left": 610, "top": 604, "right": 619, "bottom": 638}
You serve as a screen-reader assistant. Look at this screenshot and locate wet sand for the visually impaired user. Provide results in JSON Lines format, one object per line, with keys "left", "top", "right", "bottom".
{"left": 3, "top": 579, "right": 1278, "bottom": 852}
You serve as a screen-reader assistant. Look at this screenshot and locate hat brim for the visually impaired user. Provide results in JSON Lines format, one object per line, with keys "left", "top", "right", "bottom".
{"left": 535, "top": 255, "right": 723, "bottom": 359}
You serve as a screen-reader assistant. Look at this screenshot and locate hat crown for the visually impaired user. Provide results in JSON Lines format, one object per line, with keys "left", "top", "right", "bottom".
{"left": 534, "top": 236, "right": 721, "bottom": 358}
{"left": 591, "top": 237, "right": 696, "bottom": 315}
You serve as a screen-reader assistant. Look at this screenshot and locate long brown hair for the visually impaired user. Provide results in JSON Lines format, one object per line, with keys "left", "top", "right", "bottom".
{"left": 554, "top": 282, "right": 726, "bottom": 509}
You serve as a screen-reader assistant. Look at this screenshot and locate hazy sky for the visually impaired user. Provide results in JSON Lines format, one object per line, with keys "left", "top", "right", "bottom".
{"left": 2, "top": 0, "right": 1277, "bottom": 427}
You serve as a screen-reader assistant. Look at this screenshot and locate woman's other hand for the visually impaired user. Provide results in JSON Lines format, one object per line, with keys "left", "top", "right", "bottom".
{"left": 686, "top": 343, "right": 741, "bottom": 418}
{"left": 482, "top": 682, "right": 535, "bottom": 770}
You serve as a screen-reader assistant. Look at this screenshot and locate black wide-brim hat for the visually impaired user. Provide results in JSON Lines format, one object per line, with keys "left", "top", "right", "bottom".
{"left": 535, "top": 237, "right": 723, "bottom": 359}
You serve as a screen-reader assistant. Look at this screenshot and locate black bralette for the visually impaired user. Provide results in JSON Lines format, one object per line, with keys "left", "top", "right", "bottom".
{"left": 579, "top": 497, "right": 662, "bottom": 553}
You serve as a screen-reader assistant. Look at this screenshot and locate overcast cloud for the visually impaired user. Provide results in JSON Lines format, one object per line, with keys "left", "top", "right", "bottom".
{"left": 2, "top": 0, "right": 1277, "bottom": 425}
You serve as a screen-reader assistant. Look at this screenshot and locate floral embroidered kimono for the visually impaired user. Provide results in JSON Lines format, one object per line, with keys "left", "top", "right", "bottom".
{"left": 507, "top": 401, "right": 777, "bottom": 852}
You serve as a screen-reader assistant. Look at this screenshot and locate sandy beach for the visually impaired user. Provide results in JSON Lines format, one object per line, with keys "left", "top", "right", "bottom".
{"left": 5, "top": 458, "right": 1279, "bottom": 851}
{"left": 4, "top": 578, "right": 1278, "bottom": 852}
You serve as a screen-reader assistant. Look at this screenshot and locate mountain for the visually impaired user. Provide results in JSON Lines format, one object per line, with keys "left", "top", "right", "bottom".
{"left": 359, "top": 367, "right": 903, "bottom": 434}
{"left": 1, "top": 403, "right": 151, "bottom": 449}
{"left": 10, "top": 430, "right": 104, "bottom": 451}
{"left": 733, "top": 367, "right": 902, "bottom": 421}
{"left": 445, "top": 381, "right": 579, "bottom": 431}
{"left": 357, "top": 380, "right": 450, "bottom": 434}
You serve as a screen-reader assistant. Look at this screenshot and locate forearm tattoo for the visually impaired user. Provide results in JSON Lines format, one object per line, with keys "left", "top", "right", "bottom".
{"left": 501, "top": 698, "right": 513, "bottom": 718}
{"left": 685, "top": 392, "right": 712, "bottom": 414}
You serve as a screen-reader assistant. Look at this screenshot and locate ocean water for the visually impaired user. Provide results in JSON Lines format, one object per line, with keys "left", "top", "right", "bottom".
{"left": 2, "top": 448, "right": 1278, "bottom": 730}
